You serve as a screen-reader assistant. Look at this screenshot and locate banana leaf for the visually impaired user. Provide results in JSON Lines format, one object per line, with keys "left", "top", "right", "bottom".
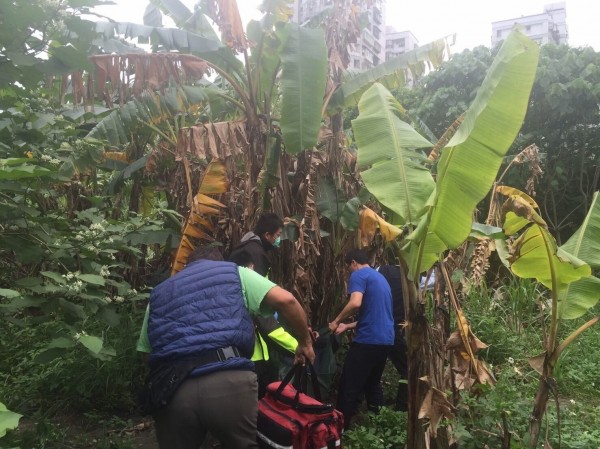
{"left": 558, "top": 191, "right": 600, "bottom": 319}
{"left": 279, "top": 22, "right": 327, "bottom": 154}
{"left": 498, "top": 187, "right": 591, "bottom": 292}
{"left": 406, "top": 30, "right": 540, "bottom": 277}
{"left": 353, "top": 82, "right": 435, "bottom": 227}
{"left": 316, "top": 176, "right": 347, "bottom": 224}
{"left": 329, "top": 35, "right": 452, "bottom": 111}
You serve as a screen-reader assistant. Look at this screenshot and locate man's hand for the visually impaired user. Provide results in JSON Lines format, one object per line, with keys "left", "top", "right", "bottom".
{"left": 294, "top": 341, "right": 315, "bottom": 366}
{"left": 335, "top": 322, "right": 350, "bottom": 335}
{"left": 328, "top": 320, "right": 339, "bottom": 335}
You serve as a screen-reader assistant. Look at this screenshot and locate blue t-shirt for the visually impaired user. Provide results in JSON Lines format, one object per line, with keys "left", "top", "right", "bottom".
{"left": 347, "top": 267, "right": 394, "bottom": 345}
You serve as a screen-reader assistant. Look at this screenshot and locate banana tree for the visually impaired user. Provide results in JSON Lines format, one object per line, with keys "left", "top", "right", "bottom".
{"left": 497, "top": 187, "right": 599, "bottom": 447}
{"left": 74, "top": 0, "right": 453, "bottom": 323}
{"left": 352, "top": 30, "right": 539, "bottom": 447}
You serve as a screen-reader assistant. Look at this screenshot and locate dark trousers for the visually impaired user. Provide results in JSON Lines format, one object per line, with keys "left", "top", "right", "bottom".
{"left": 154, "top": 370, "right": 258, "bottom": 449}
{"left": 336, "top": 343, "right": 391, "bottom": 430}
{"left": 388, "top": 331, "right": 408, "bottom": 411}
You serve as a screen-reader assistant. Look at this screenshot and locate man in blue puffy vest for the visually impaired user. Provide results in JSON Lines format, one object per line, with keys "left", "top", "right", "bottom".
{"left": 137, "top": 246, "right": 315, "bottom": 449}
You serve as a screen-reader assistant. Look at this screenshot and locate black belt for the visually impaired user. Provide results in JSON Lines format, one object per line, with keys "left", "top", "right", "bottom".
{"left": 195, "top": 346, "right": 241, "bottom": 366}
{"left": 151, "top": 346, "right": 242, "bottom": 370}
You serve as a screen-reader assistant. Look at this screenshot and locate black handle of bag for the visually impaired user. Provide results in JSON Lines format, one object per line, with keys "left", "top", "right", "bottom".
{"left": 275, "top": 362, "right": 322, "bottom": 405}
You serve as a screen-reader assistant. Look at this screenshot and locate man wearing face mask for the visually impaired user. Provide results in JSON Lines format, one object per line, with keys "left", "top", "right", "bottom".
{"left": 229, "top": 213, "right": 299, "bottom": 397}
{"left": 230, "top": 212, "right": 284, "bottom": 278}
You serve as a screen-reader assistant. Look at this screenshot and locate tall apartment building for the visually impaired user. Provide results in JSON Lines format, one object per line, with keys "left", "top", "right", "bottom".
{"left": 291, "top": 0, "right": 386, "bottom": 71}
{"left": 385, "top": 27, "right": 419, "bottom": 61}
{"left": 491, "top": 2, "right": 568, "bottom": 47}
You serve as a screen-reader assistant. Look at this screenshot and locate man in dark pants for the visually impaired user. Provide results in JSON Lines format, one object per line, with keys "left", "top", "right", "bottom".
{"left": 328, "top": 249, "right": 394, "bottom": 429}
{"left": 334, "top": 264, "right": 409, "bottom": 412}
{"left": 137, "top": 246, "right": 315, "bottom": 449}
{"left": 377, "top": 265, "right": 408, "bottom": 411}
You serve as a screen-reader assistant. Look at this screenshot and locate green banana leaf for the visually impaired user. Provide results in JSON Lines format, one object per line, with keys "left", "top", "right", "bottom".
{"left": 498, "top": 189, "right": 591, "bottom": 305}
{"left": 353, "top": 82, "right": 435, "bottom": 227}
{"left": 316, "top": 176, "right": 347, "bottom": 223}
{"left": 558, "top": 191, "right": 600, "bottom": 319}
{"left": 280, "top": 23, "right": 328, "bottom": 154}
{"left": 561, "top": 192, "right": 600, "bottom": 269}
{"left": 87, "top": 86, "right": 212, "bottom": 147}
{"left": 247, "top": 20, "right": 290, "bottom": 113}
{"left": 409, "top": 30, "right": 540, "bottom": 276}
{"left": 329, "top": 36, "right": 451, "bottom": 112}
{"left": 0, "top": 401, "right": 22, "bottom": 438}
{"left": 508, "top": 218, "right": 590, "bottom": 290}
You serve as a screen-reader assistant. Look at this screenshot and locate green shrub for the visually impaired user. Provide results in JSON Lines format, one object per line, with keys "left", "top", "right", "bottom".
{"left": 344, "top": 407, "right": 407, "bottom": 449}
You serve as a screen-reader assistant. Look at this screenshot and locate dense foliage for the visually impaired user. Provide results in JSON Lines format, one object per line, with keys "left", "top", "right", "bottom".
{"left": 1, "top": 0, "right": 599, "bottom": 447}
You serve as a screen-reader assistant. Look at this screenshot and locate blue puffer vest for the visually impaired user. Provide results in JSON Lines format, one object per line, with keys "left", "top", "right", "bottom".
{"left": 148, "top": 260, "right": 255, "bottom": 376}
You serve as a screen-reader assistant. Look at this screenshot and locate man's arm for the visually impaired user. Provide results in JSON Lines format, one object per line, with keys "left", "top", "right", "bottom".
{"left": 328, "top": 291, "right": 363, "bottom": 334}
{"left": 334, "top": 321, "right": 357, "bottom": 335}
{"left": 263, "top": 286, "right": 315, "bottom": 365}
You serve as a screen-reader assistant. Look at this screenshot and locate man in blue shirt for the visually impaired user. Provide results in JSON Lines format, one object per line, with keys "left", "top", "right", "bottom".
{"left": 329, "top": 249, "right": 394, "bottom": 429}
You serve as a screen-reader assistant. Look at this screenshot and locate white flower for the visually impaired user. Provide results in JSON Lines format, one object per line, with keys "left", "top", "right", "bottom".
{"left": 570, "top": 399, "right": 576, "bottom": 404}
{"left": 100, "top": 265, "right": 110, "bottom": 277}
{"left": 41, "top": 154, "right": 52, "bottom": 162}
{"left": 129, "top": 289, "right": 138, "bottom": 296}
{"left": 114, "top": 296, "right": 125, "bottom": 304}
{"left": 50, "top": 158, "right": 61, "bottom": 165}
{"left": 508, "top": 357, "right": 515, "bottom": 364}
{"left": 104, "top": 296, "right": 113, "bottom": 304}
{"left": 74, "top": 332, "right": 81, "bottom": 340}
{"left": 90, "top": 223, "right": 105, "bottom": 232}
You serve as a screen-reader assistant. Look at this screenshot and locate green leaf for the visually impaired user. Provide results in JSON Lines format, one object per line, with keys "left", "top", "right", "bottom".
{"left": 316, "top": 177, "right": 347, "bottom": 223}
{"left": 280, "top": 23, "right": 327, "bottom": 154}
{"left": 561, "top": 192, "right": 600, "bottom": 269}
{"left": 47, "top": 337, "right": 76, "bottom": 349}
{"left": 558, "top": 275, "right": 600, "bottom": 320}
{"left": 509, "top": 223, "right": 590, "bottom": 289}
{"left": 58, "top": 299, "right": 87, "bottom": 319}
{"left": 77, "top": 274, "right": 105, "bottom": 286}
{"left": 0, "top": 288, "right": 20, "bottom": 298}
{"left": 353, "top": 82, "right": 435, "bottom": 226}
{"left": 558, "top": 192, "right": 600, "bottom": 319}
{"left": 470, "top": 223, "right": 505, "bottom": 239}
{"left": 340, "top": 197, "right": 361, "bottom": 231}
{"left": 330, "top": 36, "right": 451, "bottom": 111}
{"left": 413, "top": 30, "right": 540, "bottom": 276}
{"left": 34, "top": 347, "right": 67, "bottom": 364}
{"left": 0, "top": 164, "right": 52, "bottom": 180}
{"left": 0, "top": 401, "right": 22, "bottom": 438}
{"left": 78, "top": 334, "right": 104, "bottom": 354}
{"left": 41, "top": 271, "right": 66, "bottom": 285}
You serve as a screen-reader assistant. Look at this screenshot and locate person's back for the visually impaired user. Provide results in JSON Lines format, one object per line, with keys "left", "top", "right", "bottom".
{"left": 377, "top": 264, "right": 404, "bottom": 325}
{"left": 376, "top": 264, "right": 408, "bottom": 411}
{"left": 138, "top": 245, "right": 315, "bottom": 449}
{"left": 349, "top": 266, "right": 394, "bottom": 345}
{"left": 148, "top": 259, "right": 255, "bottom": 374}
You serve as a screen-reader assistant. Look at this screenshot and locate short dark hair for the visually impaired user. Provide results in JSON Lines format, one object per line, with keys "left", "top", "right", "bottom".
{"left": 345, "top": 249, "right": 369, "bottom": 265}
{"left": 229, "top": 249, "right": 253, "bottom": 267}
{"left": 187, "top": 245, "right": 223, "bottom": 264}
{"left": 254, "top": 213, "right": 284, "bottom": 236}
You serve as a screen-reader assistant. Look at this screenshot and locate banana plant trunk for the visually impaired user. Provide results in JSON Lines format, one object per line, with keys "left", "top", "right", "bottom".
{"left": 405, "top": 278, "right": 429, "bottom": 449}
{"left": 528, "top": 374, "right": 551, "bottom": 447}
{"left": 402, "top": 270, "right": 451, "bottom": 448}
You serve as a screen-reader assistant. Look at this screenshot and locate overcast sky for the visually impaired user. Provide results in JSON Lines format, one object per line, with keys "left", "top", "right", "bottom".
{"left": 94, "top": 0, "right": 599, "bottom": 52}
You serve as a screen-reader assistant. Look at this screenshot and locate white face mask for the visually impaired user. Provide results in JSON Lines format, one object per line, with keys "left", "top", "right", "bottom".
{"left": 273, "top": 236, "right": 281, "bottom": 248}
